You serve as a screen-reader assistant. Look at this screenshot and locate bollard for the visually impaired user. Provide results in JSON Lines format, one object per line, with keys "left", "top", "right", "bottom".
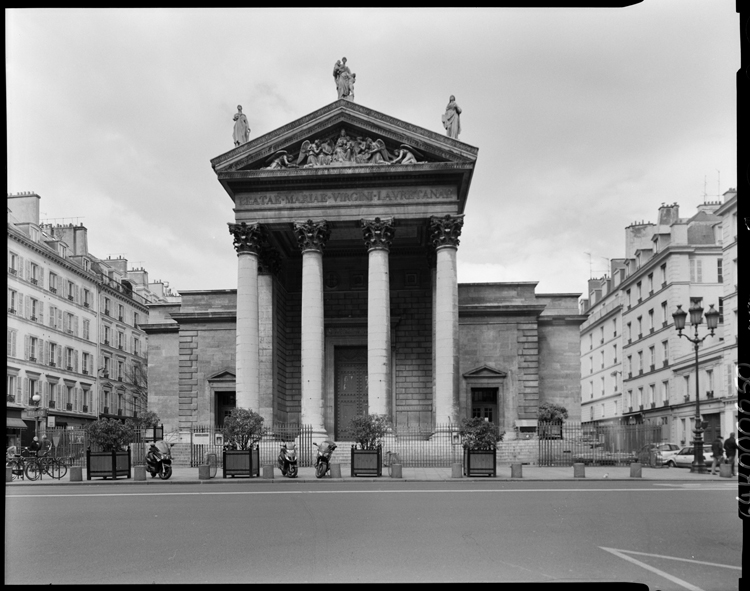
{"left": 573, "top": 463, "right": 585, "bottom": 478}
{"left": 134, "top": 465, "right": 146, "bottom": 481}
{"left": 261, "top": 465, "right": 274, "bottom": 479}
{"left": 390, "top": 464, "right": 402, "bottom": 478}
{"left": 6, "top": 466, "right": 12, "bottom": 483}
{"left": 719, "top": 463, "right": 732, "bottom": 478}
{"left": 329, "top": 463, "right": 342, "bottom": 478}
{"left": 511, "top": 463, "right": 523, "bottom": 478}
{"left": 198, "top": 464, "right": 211, "bottom": 480}
{"left": 69, "top": 466, "right": 83, "bottom": 482}
{"left": 452, "top": 462, "right": 463, "bottom": 478}
{"left": 630, "top": 462, "right": 642, "bottom": 478}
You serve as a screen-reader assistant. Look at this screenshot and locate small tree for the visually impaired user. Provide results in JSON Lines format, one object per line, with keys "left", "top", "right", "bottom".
{"left": 221, "top": 408, "right": 265, "bottom": 450}
{"left": 349, "top": 414, "right": 391, "bottom": 450}
{"left": 537, "top": 402, "right": 569, "bottom": 422}
{"left": 459, "top": 417, "right": 503, "bottom": 450}
{"left": 125, "top": 410, "right": 161, "bottom": 430}
{"left": 86, "top": 418, "right": 136, "bottom": 452}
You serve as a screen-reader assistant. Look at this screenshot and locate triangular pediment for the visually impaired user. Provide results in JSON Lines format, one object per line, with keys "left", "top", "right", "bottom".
{"left": 212, "top": 99, "right": 477, "bottom": 174}
{"left": 206, "top": 369, "right": 236, "bottom": 382}
{"left": 463, "top": 365, "right": 508, "bottom": 379}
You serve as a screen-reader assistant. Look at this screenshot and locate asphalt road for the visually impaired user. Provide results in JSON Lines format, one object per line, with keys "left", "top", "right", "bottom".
{"left": 5, "top": 480, "right": 741, "bottom": 588}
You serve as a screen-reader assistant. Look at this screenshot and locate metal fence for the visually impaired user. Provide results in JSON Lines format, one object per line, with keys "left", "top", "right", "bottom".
{"left": 189, "top": 424, "right": 314, "bottom": 468}
{"left": 538, "top": 421, "right": 665, "bottom": 466}
{"left": 380, "top": 424, "right": 464, "bottom": 467}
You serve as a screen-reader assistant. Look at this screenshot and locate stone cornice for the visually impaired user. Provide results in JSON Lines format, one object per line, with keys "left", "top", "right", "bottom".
{"left": 139, "top": 322, "right": 180, "bottom": 334}
{"left": 459, "top": 304, "right": 547, "bottom": 318}
{"left": 168, "top": 312, "right": 237, "bottom": 324}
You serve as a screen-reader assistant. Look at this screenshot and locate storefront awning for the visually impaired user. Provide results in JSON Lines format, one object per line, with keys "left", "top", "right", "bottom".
{"left": 7, "top": 418, "right": 28, "bottom": 429}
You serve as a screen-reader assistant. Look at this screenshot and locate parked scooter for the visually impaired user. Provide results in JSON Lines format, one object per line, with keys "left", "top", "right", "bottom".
{"left": 277, "top": 442, "right": 298, "bottom": 478}
{"left": 314, "top": 440, "right": 337, "bottom": 478}
{"left": 145, "top": 440, "right": 173, "bottom": 480}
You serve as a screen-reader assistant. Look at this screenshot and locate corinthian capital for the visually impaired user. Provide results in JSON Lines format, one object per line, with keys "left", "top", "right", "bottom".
{"left": 429, "top": 214, "right": 465, "bottom": 250}
{"left": 360, "top": 217, "right": 395, "bottom": 252}
{"left": 229, "top": 222, "right": 264, "bottom": 255}
{"left": 293, "top": 219, "right": 331, "bottom": 253}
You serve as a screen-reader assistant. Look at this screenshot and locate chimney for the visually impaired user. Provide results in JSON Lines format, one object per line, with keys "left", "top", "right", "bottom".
{"left": 7, "top": 192, "right": 41, "bottom": 225}
{"left": 657, "top": 202, "right": 679, "bottom": 226}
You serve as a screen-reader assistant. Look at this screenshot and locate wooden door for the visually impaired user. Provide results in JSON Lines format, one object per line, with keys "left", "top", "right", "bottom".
{"left": 471, "top": 388, "right": 498, "bottom": 424}
{"left": 335, "top": 347, "right": 368, "bottom": 440}
{"left": 216, "top": 392, "right": 236, "bottom": 428}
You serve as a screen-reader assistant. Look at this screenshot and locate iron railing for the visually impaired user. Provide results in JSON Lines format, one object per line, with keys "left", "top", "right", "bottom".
{"left": 380, "top": 424, "right": 464, "bottom": 467}
{"left": 538, "top": 421, "right": 665, "bottom": 466}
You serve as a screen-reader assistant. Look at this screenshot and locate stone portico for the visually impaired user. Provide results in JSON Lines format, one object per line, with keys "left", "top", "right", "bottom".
{"left": 144, "top": 100, "right": 584, "bottom": 441}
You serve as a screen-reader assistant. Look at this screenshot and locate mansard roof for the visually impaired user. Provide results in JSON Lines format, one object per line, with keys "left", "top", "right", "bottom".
{"left": 210, "top": 99, "right": 478, "bottom": 214}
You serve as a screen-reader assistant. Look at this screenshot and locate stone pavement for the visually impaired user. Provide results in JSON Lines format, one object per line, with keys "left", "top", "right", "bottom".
{"left": 7, "top": 463, "right": 737, "bottom": 486}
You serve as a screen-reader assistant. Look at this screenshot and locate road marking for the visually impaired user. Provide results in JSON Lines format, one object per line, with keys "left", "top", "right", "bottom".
{"left": 5, "top": 487, "right": 735, "bottom": 498}
{"left": 653, "top": 483, "right": 737, "bottom": 488}
{"left": 600, "top": 547, "right": 706, "bottom": 591}
{"left": 611, "top": 549, "right": 740, "bottom": 570}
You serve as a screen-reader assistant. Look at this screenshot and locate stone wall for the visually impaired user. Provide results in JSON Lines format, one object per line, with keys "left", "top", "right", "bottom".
{"left": 146, "top": 328, "right": 179, "bottom": 433}
{"left": 538, "top": 321, "right": 582, "bottom": 421}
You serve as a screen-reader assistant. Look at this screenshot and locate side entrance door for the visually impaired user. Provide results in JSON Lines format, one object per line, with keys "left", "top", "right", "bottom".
{"left": 471, "top": 388, "right": 498, "bottom": 424}
{"left": 335, "top": 347, "right": 368, "bottom": 440}
{"left": 215, "top": 392, "right": 236, "bottom": 428}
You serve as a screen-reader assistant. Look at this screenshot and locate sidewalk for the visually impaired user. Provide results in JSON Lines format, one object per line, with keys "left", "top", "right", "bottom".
{"left": 7, "top": 463, "right": 736, "bottom": 486}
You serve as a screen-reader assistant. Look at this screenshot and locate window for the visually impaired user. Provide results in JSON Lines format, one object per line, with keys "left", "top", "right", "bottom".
{"left": 627, "top": 390, "right": 633, "bottom": 408}
{"left": 133, "top": 338, "right": 140, "bottom": 357}
{"left": 49, "top": 272, "right": 58, "bottom": 293}
{"left": 600, "top": 351, "right": 604, "bottom": 368}
{"left": 30, "top": 262, "right": 40, "bottom": 285}
{"left": 103, "top": 325, "right": 111, "bottom": 345}
{"left": 684, "top": 375, "right": 690, "bottom": 398}
{"left": 718, "top": 297, "right": 724, "bottom": 323}
{"left": 589, "top": 357, "right": 593, "bottom": 374}
{"left": 612, "top": 343, "right": 617, "bottom": 363}
{"left": 589, "top": 381, "right": 594, "bottom": 399}
{"left": 599, "top": 326, "right": 604, "bottom": 344}
{"left": 7, "top": 328, "right": 18, "bottom": 357}
{"left": 103, "top": 356, "right": 111, "bottom": 377}
{"left": 662, "top": 340, "right": 669, "bottom": 365}
{"left": 49, "top": 381, "right": 57, "bottom": 405}
{"left": 118, "top": 392, "right": 124, "bottom": 413}
{"left": 661, "top": 301, "right": 668, "bottom": 325}
{"left": 649, "top": 346, "right": 655, "bottom": 368}
{"left": 627, "top": 355, "right": 632, "bottom": 375}
{"left": 648, "top": 384, "right": 655, "bottom": 406}
{"left": 65, "top": 347, "right": 75, "bottom": 371}
{"left": 118, "top": 304, "right": 124, "bottom": 321}
{"left": 627, "top": 322, "right": 632, "bottom": 341}
{"left": 637, "top": 316, "right": 642, "bottom": 336}
{"left": 83, "top": 289, "right": 91, "bottom": 308}
{"left": 690, "top": 259, "right": 703, "bottom": 283}
{"left": 662, "top": 381, "right": 669, "bottom": 404}
{"left": 117, "top": 331, "right": 125, "bottom": 350}
{"left": 601, "top": 403, "right": 605, "bottom": 418}
{"left": 103, "top": 390, "right": 110, "bottom": 411}
{"left": 589, "top": 406, "right": 594, "bottom": 421}
{"left": 647, "top": 273, "right": 653, "bottom": 293}
{"left": 29, "top": 297, "right": 41, "bottom": 321}
{"left": 660, "top": 263, "right": 667, "bottom": 285}
{"left": 8, "top": 288, "right": 18, "bottom": 314}
{"left": 626, "top": 289, "right": 631, "bottom": 307}
{"left": 636, "top": 282, "right": 642, "bottom": 300}
{"left": 637, "top": 351, "right": 643, "bottom": 373}
{"left": 133, "top": 312, "right": 139, "bottom": 327}
{"left": 8, "top": 373, "right": 19, "bottom": 402}
{"left": 9, "top": 251, "right": 19, "bottom": 275}
{"left": 638, "top": 387, "right": 643, "bottom": 407}
{"left": 717, "top": 259, "right": 723, "bottom": 283}
{"left": 65, "top": 312, "right": 74, "bottom": 334}
{"left": 614, "top": 400, "right": 618, "bottom": 415}
{"left": 104, "top": 297, "right": 111, "bottom": 316}
{"left": 117, "top": 360, "right": 124, "bottom": 381}
{"left": 67, "top": 281, "right": 76, "bottom": 301}
{"left": 82, "top": 352, "right": 91, "bottom": 375}
{"left": 648, "top": 309, "right": 654, "bottom": 330}
{"left": 589, "top": 334, "right": 593, "bottom": 350}
{"left": 48, "top": 342, "right": 58, "bottom": 367}
{"left": 28, "top": 336, "right": 39, "bottom": 361}
{"left": 27, "top": 377, "right": 39, "bottom": 404}
{"left": 706, "top": 369, "right": 714, "bottom": 394}
{"left": 612, "top": 319, "right": 617, "bottom": 337}
{"left": 600, "top": 376, "right": 605, "bottom": 396}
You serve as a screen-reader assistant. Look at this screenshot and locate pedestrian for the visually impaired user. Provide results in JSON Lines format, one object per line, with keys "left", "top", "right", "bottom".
{"left": 710, "top": 435, "right": 724, "bottom": 475}
{"left": 723, "top": 432, "right": 738, "bottom": 476}
{"left": 28, "top": 436, "right": 41, "bottom": 456}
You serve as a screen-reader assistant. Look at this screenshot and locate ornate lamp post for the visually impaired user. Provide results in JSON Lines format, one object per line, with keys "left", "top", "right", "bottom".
{"left": 31, "top": 393, "right": 42, "bottom": 438}
{"left": 671, "top": 301, "right": 720, "bottom": 473}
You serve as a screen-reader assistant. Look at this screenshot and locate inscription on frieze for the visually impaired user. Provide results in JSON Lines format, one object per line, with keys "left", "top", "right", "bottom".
{"left": 236, "top": 185, "right": 456, "bottom": 209}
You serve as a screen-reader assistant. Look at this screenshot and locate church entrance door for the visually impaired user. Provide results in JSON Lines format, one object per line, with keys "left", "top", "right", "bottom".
{"left": 215, "top": 392, "right": 236, "bottom": 428}
{"left": 335, "top": 347, "right": 368, "bottom": 440}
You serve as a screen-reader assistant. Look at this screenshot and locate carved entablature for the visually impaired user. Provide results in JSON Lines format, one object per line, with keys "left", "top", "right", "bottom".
{"left": 360, "top": 217, "right": 395, "bottom": 252}
{"left": 429, "top": 214, "right": 465, "bottom": 250}
{"left": 293, "top": 219, "right": 331, "bottom": 253}
{"left": 229, "top": 222, "right": 265, "bottom": 255}
{"left": 262, "top": 129, "right": 424, "bottom": 171}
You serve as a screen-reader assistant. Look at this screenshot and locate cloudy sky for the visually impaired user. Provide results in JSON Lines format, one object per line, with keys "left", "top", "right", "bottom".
{"left": 6, "top": 4, "right": 738, "bottom": 298}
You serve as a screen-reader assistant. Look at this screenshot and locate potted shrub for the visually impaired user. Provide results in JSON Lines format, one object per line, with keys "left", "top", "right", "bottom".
{"left": 460, "top": 417, "right": 503, "bottom": 477}
{"left": 221, "top": 408, "right": 265, "bottom": 478}
{"left": 85, "top": 418, "right": 135, "bottom": 480}
{"left": 349, "top": 414, "right": 391, "bottom": 477}
{"left": 537, "top": 402, "right": 569, "bottom": 439}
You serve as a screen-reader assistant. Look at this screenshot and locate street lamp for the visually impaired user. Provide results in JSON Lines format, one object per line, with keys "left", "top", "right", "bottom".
{"left": 672, "top": 302, "right": 720, "bottom": 473}
{"left": 31, "top": 393, "right": 42, "bottom": 438}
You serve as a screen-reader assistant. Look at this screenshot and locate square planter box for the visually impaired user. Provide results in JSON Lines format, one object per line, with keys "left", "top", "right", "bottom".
{"left": 463, "top": 448, "right": 496, "bottom": 477}
{"left": 223, "top": 448, "right": 260, "bottom": 478}
{"left": 351, "top": 446, "right": 382, "bottom": 477}
{"left": 87, "top": 449, "right": 132, "bottom": 480}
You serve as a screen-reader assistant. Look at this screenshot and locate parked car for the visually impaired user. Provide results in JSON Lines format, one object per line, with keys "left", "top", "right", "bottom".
{"left": 633, "top": 442, "right": 682, "bottom": 465}
{"left": 665, "top": 446, "right": 711, "bottom": 468}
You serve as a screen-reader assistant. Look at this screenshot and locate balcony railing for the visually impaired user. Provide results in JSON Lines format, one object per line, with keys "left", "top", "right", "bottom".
{"left": 66, "top": 402, "right": 73, "bottom": 411}
{"left": 48, "top": 400, "right": 56, "bottom": 409}
{"left": 103, "top": 406, "right": 109, "bottom": 414}
{"left": 84, "top": 302, "right": 90, "bottom": 308}
{"left": 649, "top": 328, "right": 654, "bottom": 334}
{"left": 684, "top": 395, "right": 690, "bottom": 402}
{"left": 663, "top": 360, "right": 669, "bottom": 367}
{"left": 639, "top": 404, "right": 644, "bottom": 410}
{"left": 83, "top": 405, "right": 89, "bottom": 413}
{"left": 67, "top": 365, "right": 73, "bottom": 371}
{"left": 7, "top": 394, "right": 16, "bottom": 402}
{"left": 9, "top": 268, "right": 17, "bottom": 275}
{"left": 662, "top": 321, "right": 668, "bottom": 328}
{"left": 9, "top": 308, "right": 16, "bottom": 314}
{"left": 663, "top": 400, "right": 669, "bottom": 407}
{"left": 650, "top": 364, "right": 655, "bottom": 372}
{"left": 50, "top": 287, "right": 57, "bottom": 294}
{"left": 650, "top": 402, "right": 656, "bottom": 408}
{"left": 30, "top": 278, "right": 38, "bottom": 285}
{"left": 82, "top": 369, "right": 89, "bottom": 375}
{"left": 117, "top": 409, "right": 123, "bottom": 416}
{"left": 68, "top": 295, "right": 74, "bottom": 301}
{"left": 29, "top": 356, "right": 37, "bottom": 362}
{"left": 706, "top": 391, "right": 714, "bottom": 399}
{"left": 49, "top": 361, "right": 56, "bottom": 368}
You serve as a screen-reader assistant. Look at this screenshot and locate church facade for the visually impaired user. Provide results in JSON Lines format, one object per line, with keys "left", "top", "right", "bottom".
{"left": 143, "top": 100, "right": 584, "bottom": 442}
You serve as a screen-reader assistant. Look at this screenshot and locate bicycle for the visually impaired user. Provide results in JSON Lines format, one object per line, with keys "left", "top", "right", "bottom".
{"left": 6, "top": 448, "right": 30, "bottom": 481}
{"left": 24, "top": 453, "right": 68, "bottom": 481}
{"left": 384, "top": 451, "right": 401, "bottom": 477}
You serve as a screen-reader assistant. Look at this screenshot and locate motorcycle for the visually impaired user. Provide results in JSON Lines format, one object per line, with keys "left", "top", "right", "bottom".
{"left": 277, "top": 442, "right": 298, "bottom": 478}
{"left": 314, "top": 440, "right": 337, "bottom": 478}
{"left": 145, "top": 440, "right": 173, "bottom": 480}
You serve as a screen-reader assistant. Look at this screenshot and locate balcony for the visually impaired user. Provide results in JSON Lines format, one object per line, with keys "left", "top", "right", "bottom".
{"left": 49, "top": 361, "right": 56, "bottom": 368}
{"left": 29, "top": 356, "right": 37, "bottom": 362}
{"left": 706, "top": 391, "right": 714, "bottom": 399}
{"left": 649, "top": 328, "right": 654, "bottom": 334}
{"left": 7, "top": 394, "right": 15, "bottom": 402}
{"left": 68, "top": 295, "right": 74, "bottom": 301}
{"left": 66, "top": 402, "right": 73, "bottom": 411}
{"left": 9, "top": 308, "right": 16, "bottom": 314}
{"left": 30, "top": 278, "right": 38, "bottom": 285}
{"left": 650, "top": 364, "right": 655, "bottom": 372}
{"left": 103, "top": 406, "right": 109, "bottom": 414}
{"left": 650, "top": 402, "right": 656, "bottom": 409}
{"left": 639, "top": 404, "right": 644, "bottom": 411}
{"left": 662, "top": 321, "right": 668, "bottom": 328}
{"left": 50, "top": 287, "right": 57, "bottom": 294}
{"left": 82, "top": 369, "right": 88, "bottom": 375}
{"left": 84, "top": 302, "right": 90, "bottom": 308}
{"left": 67, "top": 365, "right": 73, "bottom": 371}
{"left": 663, "top": 360, "right": 669, "bottom": 367}
{"left": 9, "top": 268, "right": 17, "bottom": 275}
{"left": 83, "top": 405, "right": 89, "bottom": 413}
{"left": 31, "top": 316, "right": 37, "bottom": 322}
{"left": 663, "top": 400, "right": 669, "bottom": 407}
{"left": 48, "top": 400, "right": 56, "bottom": 409}
{"left": 117, "top": 408, "right": 123, "bottom": 416}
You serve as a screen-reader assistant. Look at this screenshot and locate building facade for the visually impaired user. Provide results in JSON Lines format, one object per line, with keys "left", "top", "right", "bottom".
{"left": 7, "top": 192, "right": 172, "bottom": 447}
{"left": 579, "top": 190, "right": 737, "bottom": 443}
{"left": 144, "top": 100, "right": 585, "bottom": 443}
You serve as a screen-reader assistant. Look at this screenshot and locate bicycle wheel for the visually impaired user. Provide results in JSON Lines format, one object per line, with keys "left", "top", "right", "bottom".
{"left": 47, "top": 459, "right": 67, "bottom": 480}
{"left": 24, "top": 461, "right": 42, "bottom": 481}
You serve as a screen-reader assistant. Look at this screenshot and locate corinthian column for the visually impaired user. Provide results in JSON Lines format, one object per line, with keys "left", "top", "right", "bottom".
{"left": 229, "top": 222, "right": 264, "bottom": 412}
{"left": 360, "top": 217, "right": 395, "bottom": 418}
{"left": 293, "top": 219, "right": 331, "bottom": 441}
{"left": 429, "top": 214, "right": 464, "bottom": 426}
{"left": 258, "top": 247, "right": 281, "bottom": 425}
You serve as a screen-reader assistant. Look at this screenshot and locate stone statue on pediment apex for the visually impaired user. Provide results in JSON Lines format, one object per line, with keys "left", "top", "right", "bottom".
{"left": 333, "top": 57, "right": 356, "bottom": 101}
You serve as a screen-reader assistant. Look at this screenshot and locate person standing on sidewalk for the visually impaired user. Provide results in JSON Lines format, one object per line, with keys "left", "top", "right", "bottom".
{"left": 723, "top": 432, "right": 738, "bottom": 476}
{"left": 710, "top": 435, "right": 724, "bottom": 475}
